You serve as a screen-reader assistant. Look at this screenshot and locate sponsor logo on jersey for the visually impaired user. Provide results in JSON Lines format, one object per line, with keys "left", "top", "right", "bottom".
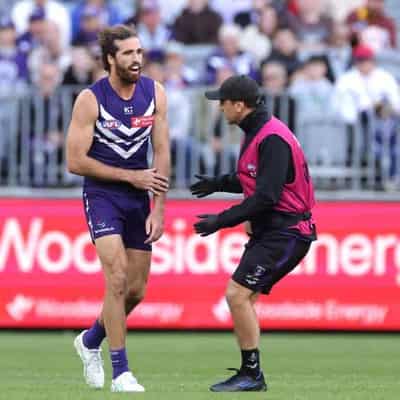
{"left": 124, "top": 106, "right": 134, "bottom": 114}
{"left": 102, "top": 119, "right": 121, "bottom": 129}
{"left": 131, "top": 115, "right": 154, "bottom": 128}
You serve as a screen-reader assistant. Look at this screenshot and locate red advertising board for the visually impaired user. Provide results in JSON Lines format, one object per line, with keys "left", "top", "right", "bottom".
{"left": 0, "top": 199, "right": 399, "bottom": 330}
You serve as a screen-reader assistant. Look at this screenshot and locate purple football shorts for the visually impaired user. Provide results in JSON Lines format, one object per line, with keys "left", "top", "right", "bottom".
{"left": 83, "top": 189, "right": 151, "bottom": 251}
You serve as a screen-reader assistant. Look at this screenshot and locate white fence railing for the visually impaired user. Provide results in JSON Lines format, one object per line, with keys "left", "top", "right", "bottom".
{"left": 0, "top": 86, "right": 398, "bottom": 194}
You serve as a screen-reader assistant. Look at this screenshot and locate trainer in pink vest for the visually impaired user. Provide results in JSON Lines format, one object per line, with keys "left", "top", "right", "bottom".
{"left": 237, "top": 116, "right": 315, "bottom": 236}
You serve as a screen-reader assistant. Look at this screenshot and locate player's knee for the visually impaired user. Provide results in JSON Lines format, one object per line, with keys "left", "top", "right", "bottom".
{"left": 225, "top": 286, "right": 240, "bottom": 308}
{"left": 126, "top": 283, "right": 146, "bottom": 306}
{"left": 225, "top": 282, "right": 249, "bottom": 308}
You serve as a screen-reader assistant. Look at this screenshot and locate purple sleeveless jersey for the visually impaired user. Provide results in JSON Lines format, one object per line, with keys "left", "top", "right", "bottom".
{"left": 85, "top": 75, "right": 155, "bottom": 193}
{"left": 82, "top": 76, "right": 156, "bottom": 250}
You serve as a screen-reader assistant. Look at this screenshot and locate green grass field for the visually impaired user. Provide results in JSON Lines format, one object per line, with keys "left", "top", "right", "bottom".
{"left": 0, "top": 331, "right": 398, "bottom": 399}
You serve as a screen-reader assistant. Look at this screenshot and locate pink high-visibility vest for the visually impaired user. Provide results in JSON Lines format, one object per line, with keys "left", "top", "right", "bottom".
{"left": 237, "top": 116, "right": 316, "bottom": 235}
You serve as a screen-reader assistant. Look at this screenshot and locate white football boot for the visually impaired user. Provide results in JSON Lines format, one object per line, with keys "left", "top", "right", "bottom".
{"left": 74, "top": 330, "right": 105, "bottom": 389}
{"left": 111, "top": 371, "right": 145, "bottom": 392}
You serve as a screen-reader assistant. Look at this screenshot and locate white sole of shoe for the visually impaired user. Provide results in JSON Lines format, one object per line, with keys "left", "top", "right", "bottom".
{"left": 111, "top": 384, "right": 145, "bottom": 392}
{"left": 73, "top": 333, "right": 104, "bottom": 389}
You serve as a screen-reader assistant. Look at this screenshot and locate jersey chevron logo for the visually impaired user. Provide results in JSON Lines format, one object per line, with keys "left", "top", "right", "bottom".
{"left": 99, "top": 100, "right": 154, "bottom": 137}
{"left": 96, "top": 120, "right": 151, "bottom": 145}
{"left": 95, "top": 101, "right": 154, "bottom": 159}
{"left": 94, "top": 132, "right": 150, "bottom": 159}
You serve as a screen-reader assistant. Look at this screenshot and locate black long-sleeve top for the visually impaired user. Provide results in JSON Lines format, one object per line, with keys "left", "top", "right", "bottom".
{"left": 216, "top": 105, "right": 295, "bottom": 229}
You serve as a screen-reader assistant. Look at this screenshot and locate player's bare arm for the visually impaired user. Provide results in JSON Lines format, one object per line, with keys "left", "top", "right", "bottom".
{"left": 66, "top": 88, "right": 169, "bottom": 194}
{"left": 145, "top": 81, "right": 171, "bottom": 243}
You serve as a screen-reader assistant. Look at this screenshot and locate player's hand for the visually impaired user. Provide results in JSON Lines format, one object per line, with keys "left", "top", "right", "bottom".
{"left": 129, "top": 168, "right": 169, "bottom": 195}
{"left": 145, "top": 209, "right": 164, "bottom": 243}
{"left": 190, "top": 175, "right": 220, "bottom": 198}
{"left": 194, "top": 214, "right": 220, "bottom": 236}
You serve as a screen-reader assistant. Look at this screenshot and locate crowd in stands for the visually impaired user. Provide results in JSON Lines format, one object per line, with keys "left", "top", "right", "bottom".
{"left": 0, "top": 0, "right": 399, "bottom": 190}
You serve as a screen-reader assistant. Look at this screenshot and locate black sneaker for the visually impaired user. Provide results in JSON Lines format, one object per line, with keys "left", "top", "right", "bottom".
{"left": 210, "top": 368, "right": 267, "bottom": 392}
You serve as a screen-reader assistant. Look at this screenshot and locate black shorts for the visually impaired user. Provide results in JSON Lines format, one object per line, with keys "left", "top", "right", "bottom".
{"left": 232, "top": 231, "right": 311, "bottom": 295}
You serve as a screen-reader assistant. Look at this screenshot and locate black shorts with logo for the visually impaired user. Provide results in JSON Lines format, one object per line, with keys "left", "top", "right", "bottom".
{"left": 232, "top": 231, "right": 311, "bottom": 295}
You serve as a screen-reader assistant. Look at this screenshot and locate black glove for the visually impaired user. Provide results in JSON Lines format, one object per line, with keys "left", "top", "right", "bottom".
{"left": 190, "top": 174, "right": 220, "bottom": 198}
{"left": 194, "top": 214, "right": 221, "bottom": 236}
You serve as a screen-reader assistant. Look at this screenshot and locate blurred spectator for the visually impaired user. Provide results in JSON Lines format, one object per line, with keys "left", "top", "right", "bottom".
{"left": 240, "top": 5, "right": 279, "bottom": 63}
{"left": 322, "top": 0, "right": 365, "bottom": 22}
{"left": 142, "top": 57, "right": 194, "bottom": 186}
{"left": 0, "top": 15, "right": 28, "bottom": 178}
{"left": 32, "top": 60, "right": 61, "bottom": 98}
{"left": 234, "top": 0, "right": 289, "bottom": 28}
{"left": 111, "top": 0, "right": 135, "bottom": 21}
{"left": 142, "top": 58, "right": 164, "bottom": 82}
{"left": 29, "top": 21, "right": 70, "bottom": 83}
{"left": 62, "top": 46, "right": 94, "bottom": 85}
{"left": 326, "top": 22, "right": 352, "bottom": 80}
{"left": 135, "top": 0, "right": 170, "bottom": 56}
{"left": 157, "top": 0, "right": 187, "bottom": 26}
{"left": 264, "top": 28, "right": 301, "bottom": 76}
{"left": 164, "top": 41, "right": 199, "bottom": 86}
{"left": 346, "top": 0, "right": 396, "bottom": 50}
{"left": 260, "top": 60, "right": 295, "bottom": 129}
{"left": 289, "top": 55, "right": 335, "bottom": 164}
{"left": 210, "top": 0, "right": 252, "bottom": 23}
{"left": 124, "top": 0, "right": 144, "bottom": 27}
{"left": 233, "top": 0, "right": 267, "bottom": 27}
{"left": 30, "top": 62, "right": 65, "bottom": 186}
{"left": 71, "top": 0, "right": 121, "bottom": 44}
{"left": 11, "top": 0, "right": 71, "bottom": 50}
{"left": 205, "top": 66, "right": 241, "bottom": 175}
{"left": 173, "top": 0, "right": 223, "bottom": 44}
{"left": 334, "top": 45, "right": 400, "bottom": 123}
{"left": 166, "top": 82, "right": 195, "bottom": 186}
{"left": 286, "top": 0, "right": 299, "bottom": 15}
{"left": 126, "top": 0, "right": 187, "bottom": 26}
{"left": 287, "top": 0, "right": 333, "bottom": 55}
{"left": 166, "top": 81, "right": 194, "bottom": 186}
{"left": 16, "top": 7, "right": 47, "bottom": 54}
{"left": 205, "top": 24, "right": 257, "bottom": 84}
{"left": 0, "top": 16, "right": 29, "bottom": 95}
{"left": 73, "top": 5, "right": 103, "bottom": 46}
{"left": 360, "top": 24, "right": 392, "bottom": 53}
{"left": 333, "top": 45, "right": 400, "bottom": 186}
{"left": 89, "top": 44, "right": 107, "bottom": 81}
{"left": 290, "top": 55, "right": 333, "bottom": 113}
{"left": 261, "top": 60, "right": 288, "bottom": 95}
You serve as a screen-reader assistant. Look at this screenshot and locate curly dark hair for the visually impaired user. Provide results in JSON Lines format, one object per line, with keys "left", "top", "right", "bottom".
{"left": 98, "top": 25, "right": 138, "bottom": 72}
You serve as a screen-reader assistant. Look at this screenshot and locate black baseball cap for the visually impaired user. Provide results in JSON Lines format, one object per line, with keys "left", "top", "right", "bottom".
{"left": 205, "top": 75, "right": 260, "bottom": 104}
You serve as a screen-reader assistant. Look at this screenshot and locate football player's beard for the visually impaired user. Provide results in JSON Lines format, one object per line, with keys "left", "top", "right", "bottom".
{"left": 116, "top": 63, "right": 141, "bottom": 84}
